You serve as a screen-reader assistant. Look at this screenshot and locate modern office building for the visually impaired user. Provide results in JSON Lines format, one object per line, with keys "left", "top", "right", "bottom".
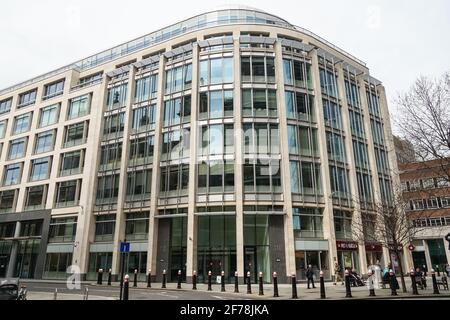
{"left": 0, "top": 6, "right": 402, "bottom": 283}
{"left": 399, "top": 159, "right": 450, "bottom": 272}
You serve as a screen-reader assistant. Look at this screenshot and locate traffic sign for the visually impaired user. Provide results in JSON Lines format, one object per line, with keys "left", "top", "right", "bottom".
{"left": 120, "top": 242, "right": 130, "bottom": 253}
{"left": 408, "top": 244, "right": 415, "bottom": 251}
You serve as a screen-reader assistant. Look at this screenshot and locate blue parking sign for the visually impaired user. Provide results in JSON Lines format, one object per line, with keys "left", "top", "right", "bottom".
{"left": 120, "top": 242, "right": 130, "bottom": 253}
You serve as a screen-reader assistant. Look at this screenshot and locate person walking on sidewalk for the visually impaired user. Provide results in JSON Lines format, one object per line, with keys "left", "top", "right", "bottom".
{"left": 333, "top": 262, "right": 343, "bottom": 285}
{"left": 306, "top": 264, "right": 316, "bottom": 289}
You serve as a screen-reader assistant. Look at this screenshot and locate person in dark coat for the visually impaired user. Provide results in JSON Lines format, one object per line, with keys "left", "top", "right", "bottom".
{"left": 306, "top": 264, "right": 316, "bottom": 289}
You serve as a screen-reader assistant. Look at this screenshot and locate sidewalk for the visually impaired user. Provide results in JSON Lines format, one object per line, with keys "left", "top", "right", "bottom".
{"left": 27, "top": 291, "right": 115, "bottom": 300}
{"left": 89, "top": 278, "right": 450, "bottom": 300}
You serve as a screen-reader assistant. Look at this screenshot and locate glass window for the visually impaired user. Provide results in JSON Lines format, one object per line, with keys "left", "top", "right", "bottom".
{"left": 199, "top": 90, "right": 233, "bottom": 120}
{"left": 35, "top": 130, "right": 55, "bottom": 154}
{"left": 125, "top": 212, "right": 149, "bottom": 241}
{"left": 103, "top": 112, "right": 125, "bottom": 137}
{"left": 43, "top": 80, "right": 65, "bottom": 99}
{"left": 96, "top": 175, "right": 120, "bottom": 204}
{"left": 283, "top": 59, "right": 293, "bottom": 85}
{"left": 134, "top": 74, "right": 158, "bottom": 102}
{"left": 126, "top": 170, "right": 152, "bottom": 199}
{"left": 3, "top": 163, "right": 22, "bottom": 186}
{"left": 209, "top": 91, "right": 222, "bottom": 118}
{"left": 242, "top": 56, "right": 275, "bottom": 83}
{"left": 48, "top": 217, "right": 77, "bottom": 242}
{"left": 210, "top": 58, "right": 222, "bottom": 84}
{"left": 55, "top": 179, "right": 80, "bottom": 207}
{"left": 106, "top": 84, "right": 128, "bottom": 110}
{"left": 25, "top": 185, "right": 47, "bottom": 210}
{"left": 8, "top": 137, "right": 27, "bottom": 160}
{"left": 18, "top": 89, "right": 37, "bottom": 108}
{"left": 39, "top": 104, "right": 59, "bottom": 128}
{"left": 60, "top": 150, "right": 84, "bottom": 176}
{"left": 241, "top": 89, "right": 277, "bottom": 117}
{"left": 94, "top": 214, "right": 116, "bottom": 242}
{"left": 0, "top": 190, "right": 16, "bottom": 213}
{"left": 223, "top": 57, "right": 233, "bottom": 83}
{"left": 129, "top": 136, "right": 154, "bottom": 164}
{"left": 0, "top": 120, "right": 6, "bottom": 139}
{"left": 99, "top": 142, "right": 122, "bottom": 170}
{"left": 0, "top": 98, "right": 12, "bottom": 115}
{"left": 68, "top": 95, "right": 90, "bottom": 119}
{"left": 199, "top": 60, "right": 209, "bottom": 86}
{"left": 13, "top": 112, "right": 32, "bottom": 135}
{"left": 30, "top": 157, "right": 51, "bottom": 181}
{"left": 64, "top": 122, "right": 87, "bottom": 148}
{"left": 132, "top": 104, "right": 156, "bottom": 132}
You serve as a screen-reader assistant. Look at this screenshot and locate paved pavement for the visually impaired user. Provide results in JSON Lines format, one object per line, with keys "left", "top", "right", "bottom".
{"left": 21, "top": 277, "right": 450, "bottom": 300}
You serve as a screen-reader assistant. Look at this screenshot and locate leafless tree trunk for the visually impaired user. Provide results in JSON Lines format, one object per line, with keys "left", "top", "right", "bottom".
{"left": 394, "top": 70, "right": 450, "bottom": 181}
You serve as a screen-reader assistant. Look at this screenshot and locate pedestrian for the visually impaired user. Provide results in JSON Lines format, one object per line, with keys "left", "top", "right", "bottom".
{"left": 306, "top": 264, "right": 315, "bottom": 289}
{"left": 333, "top": 262, "right": 343, "bottom": 285}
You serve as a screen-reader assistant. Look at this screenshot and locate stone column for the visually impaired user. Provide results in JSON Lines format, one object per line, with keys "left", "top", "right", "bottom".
{"left": 273, "top": 38, "right": 296, "bottom": 282}
{"left": 186, "top": 43, "right": 200, "bottom": 283}
{"left": 73, "top": 77, "right": 108, "bottom": 279}
{"left": 309, "top": 49, "right": 338, "bottom": 276}
{"left": 146, "top": 54, "right": 167, "bottom": 276}
{"left": 111, "top": 66, "right": 136, "bottom": 277}
{"left": 232, "top": 31, "right": 245, "bottom": 283}
{"left": 6, "top": 221, "right": 21, "bottom": 278}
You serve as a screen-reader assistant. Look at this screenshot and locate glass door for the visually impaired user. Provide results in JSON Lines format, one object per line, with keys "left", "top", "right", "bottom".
{"left": 0, "top": 255, "right": 9, "bottom": 277}
{"left": 244, "top": 246, "right": 257, "bottom": 283}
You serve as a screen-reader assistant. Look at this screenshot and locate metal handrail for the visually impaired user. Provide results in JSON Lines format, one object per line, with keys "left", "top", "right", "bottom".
{"left": 0, "top": 8, "right": 366, "bottom": 97}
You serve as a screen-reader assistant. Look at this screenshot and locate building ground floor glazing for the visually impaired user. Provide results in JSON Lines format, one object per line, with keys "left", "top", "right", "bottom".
{"left": 1, "top": 209, "right": 422, "bottom": 283}
{"left": 410, "top": 233, "right": 450, "bottom": 274}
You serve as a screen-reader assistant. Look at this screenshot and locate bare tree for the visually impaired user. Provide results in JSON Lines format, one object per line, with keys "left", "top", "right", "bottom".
{"left": 395, "top": 70, "right": 450, "bottom": 181}
{"left": 352, "top": 186, "right": 433, "bottom": 293}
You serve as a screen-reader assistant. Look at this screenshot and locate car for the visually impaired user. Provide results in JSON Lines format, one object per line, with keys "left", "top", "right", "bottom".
{"left": 0, "top": 279, "right": 21, "bottom": 300}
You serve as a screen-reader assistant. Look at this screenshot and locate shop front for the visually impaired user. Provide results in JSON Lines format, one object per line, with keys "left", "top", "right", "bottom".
{"left": 336, "top": 240, "right": 359, "bottom": 273}
{"left": 294, "top": 239, "right": 330, "bottom": 280}
{"left": 365, "top": 243, "right": 384, "bottom": 267}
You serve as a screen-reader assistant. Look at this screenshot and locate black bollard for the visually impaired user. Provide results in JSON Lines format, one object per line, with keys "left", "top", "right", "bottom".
{"left": 247, "top": 271, "right": 252, "bottom": 294}
{"left": 422, "top": 265, "right": 427, "bottom": 277}
{"left": 97, "top": 268, "right": 103, "bottom": 285}
{"left": 390, "top": 270, "right": 398, "bottom": 296}
{"left": 291, "top": 273, "right": 298, "bottom": 299}
{"left": 344, "top": 270, "right": 352, "bottom": 298}
{"left": 192, "top": 270, "right": 197, "bottom": 290}
{"left": 221, "top": 271, "right": 226, "bottom": 292}
{"left": 133, "top": 269, "right": 138, "bottom": 287}
{"left": 258, "top": 272, "right": 264, "bottom": 296}
{"left": 410, "top": 269, "right": 419, "bottom": 295}
{"left": 431, "top": 270, "right": 440, "bottom": 294}
{"left": 319, "top": 270, "right": 326, "bottom": 299}
{"left": 273, "top": 272, "right": 279, "bottom": 298}
{"left": 162, "top": 269, "right": 166, "bottom": 289}
{"left": 436, "top": 265, "right": 441, "bottom": 277}
{"left": 234, "top": 271, "right": 239, "bottom": 293}
{"left": 147, "top": 269, "right": 152, "bottom": 288}
{"left": 107, "top": 268, "right": 112, "bottom": 286}
{"left": 123, "top": 275, "right": 129, "bottom": 301}
{"left": 207, "top": 270, "right": 212, "bottom": 291}
{"left": 368, "top": 270, "right": 375, "bottom": 297}
{"left": 177, "top": 270, "right": 182, "bottom": 289}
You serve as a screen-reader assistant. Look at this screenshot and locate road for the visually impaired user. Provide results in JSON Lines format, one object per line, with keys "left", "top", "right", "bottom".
{"left": 22, "top": 282, "right": 255, "bottom": 300}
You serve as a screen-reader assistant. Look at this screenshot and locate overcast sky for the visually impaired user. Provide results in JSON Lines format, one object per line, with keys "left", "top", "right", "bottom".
{"left": 1, "top": 0, "right": 449, "bottom": 118}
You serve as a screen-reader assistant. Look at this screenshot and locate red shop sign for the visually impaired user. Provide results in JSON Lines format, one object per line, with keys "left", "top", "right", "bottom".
{"left": 365, "top": 243, "right": 383, "bottom": 252}
{"left": 336, "top": 240, "right": 358, "bottom": 251}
